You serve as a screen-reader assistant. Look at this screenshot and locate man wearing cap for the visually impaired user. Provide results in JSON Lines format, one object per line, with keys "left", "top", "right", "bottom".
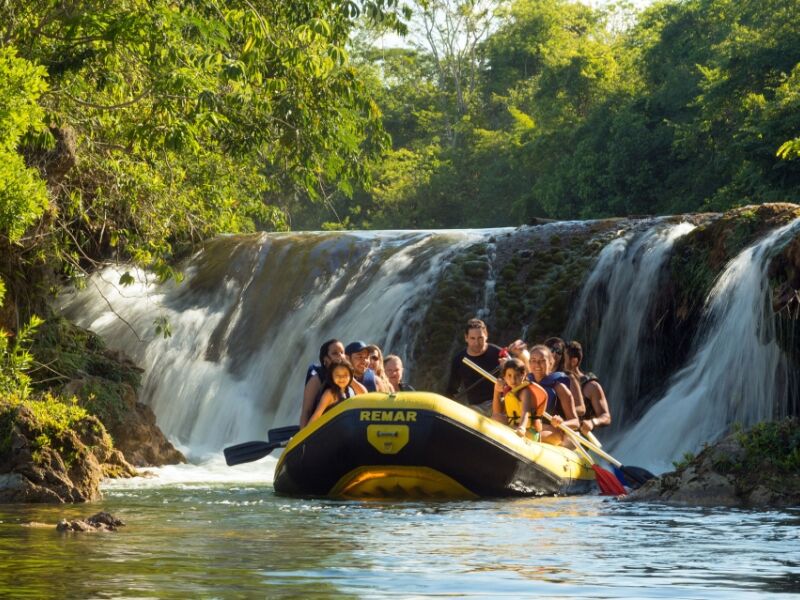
{"left": 445, "top": 318, "right": 503, "bottom": 414}
{"left": 346, "top": 341, "right": 391, "bottom": 392}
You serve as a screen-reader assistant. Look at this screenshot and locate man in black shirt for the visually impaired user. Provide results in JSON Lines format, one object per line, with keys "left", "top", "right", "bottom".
{"left": 445, "top": 318, "right": 503, "bottom": 414}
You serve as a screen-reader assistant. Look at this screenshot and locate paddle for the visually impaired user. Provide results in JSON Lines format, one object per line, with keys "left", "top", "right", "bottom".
{"left": 562, "top": 424, "right": 627, "bottom": 496}
{"left": 461, "top": 357, "right": 625, "bottom": 494}
{"left": 224, "top": 425, "right": 300, "bottom": 466}
{"left": 564, "top": 431, "right": 656, "bottom": 489}
{"left": 462, "top": 356, "right": 655, "bottom": 489}
{"left": 268, "top": 425, "right": 300, "bottom": 443}
{"left": 224, "top": 440, "right": 286, "bottom": 466}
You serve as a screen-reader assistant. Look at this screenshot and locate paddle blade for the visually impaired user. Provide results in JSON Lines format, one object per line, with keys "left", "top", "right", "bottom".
{"left": 268, "top": 425, "right": 300, "bottom": 443}
{"left": 223, "top": 440, "right": 281, "bottom": 466}
{"left": 612, "top": 466, "right": 630, "bottom": 487}
{"left": 592, "top": 464, "right": 627, "bottom": 496}
{"left": 620, "top": 465, "right": 656, "bottom": 489}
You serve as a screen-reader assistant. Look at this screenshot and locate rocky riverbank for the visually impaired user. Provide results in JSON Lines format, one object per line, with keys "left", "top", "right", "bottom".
{"left": 0, "top": 318, "right": 184, "bottom": 503}
{"left": 622, "top": 419, "right": 800, "bottom": 508}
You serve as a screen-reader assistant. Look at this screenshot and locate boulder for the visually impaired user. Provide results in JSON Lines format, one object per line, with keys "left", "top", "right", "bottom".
{"left": 0, "top": 402, "right": 137, "bottom": 504}
{"left": 57, "top": 511, "right": 125, "bottom": 532}
{"left": 622, "top": 419, "right": 800, "bottom": 508}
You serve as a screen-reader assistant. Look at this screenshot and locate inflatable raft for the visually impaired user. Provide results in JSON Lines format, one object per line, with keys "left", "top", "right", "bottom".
{"left": 273, "top": 391, "right": 595, "bottom": 499}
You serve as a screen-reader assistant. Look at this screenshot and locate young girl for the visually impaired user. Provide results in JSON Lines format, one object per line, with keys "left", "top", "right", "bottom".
{"left": 300, "top": 339, "right": 346, "bottom": 427}
{"left": 308, "top": 358, "right": 364, "bottom": 425}
{"left": 492, "top": 358, "right": 547, "bottom": 440}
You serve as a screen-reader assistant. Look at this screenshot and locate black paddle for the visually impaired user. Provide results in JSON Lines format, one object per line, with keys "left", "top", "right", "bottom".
{"left": 224, "top": 425, "right": 300, "bottom": 466}
{"left": 268, "top": 425, "right": 300, "bottom": 443}
{"left": 224, "top": 440, "right": 286, "bottom": 466}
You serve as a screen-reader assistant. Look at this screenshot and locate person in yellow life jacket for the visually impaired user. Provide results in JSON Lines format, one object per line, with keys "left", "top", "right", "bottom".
{"left": 491, "top": 358, "right": 547, "bottom": 440}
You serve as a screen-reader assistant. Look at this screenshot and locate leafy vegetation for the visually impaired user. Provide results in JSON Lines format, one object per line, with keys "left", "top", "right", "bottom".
{"left": 297, "top": 0, "right": 800, "bottom": 229}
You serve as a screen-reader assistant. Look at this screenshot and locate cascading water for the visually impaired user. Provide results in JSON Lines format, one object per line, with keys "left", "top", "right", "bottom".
{"left": 613, "top": 219, "right": 800, "bottom": 472}
{"left": 565, "top": 221, "right": 696, "bottom": 430}
{"left": 59, "top": 230, "right": 499, "bottom": 458}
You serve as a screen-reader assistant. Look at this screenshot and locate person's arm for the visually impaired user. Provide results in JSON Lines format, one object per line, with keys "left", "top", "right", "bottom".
{"left": 549, "top": 383, "right": 579, "bottom": 430}
{"left": 569, "top": 373, "right": 586, "bottom": 417}
{"left": 491, "top": 379, "right": 506, "bottom": 423}
{"left": 516, "top": 388, "right": 532, "bottom": 436}
{"left": 352, "top": 379, "right": 368, "bottom": 395}
{"left": 580, "top": 381, "right": 611, "bottom": 434}
{"left": 445, "top": 353, "right": 462, "bottom": 398}
{"left": 309, "top": 389, "right": 335, "bottom": 424}
{"left": 300, "top": 375, "right": 322, "bottom": 427}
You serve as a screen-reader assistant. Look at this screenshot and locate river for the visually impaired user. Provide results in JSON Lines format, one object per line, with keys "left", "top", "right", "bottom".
{"left": 1, "top": 459, "right": 798, "bottom": 599}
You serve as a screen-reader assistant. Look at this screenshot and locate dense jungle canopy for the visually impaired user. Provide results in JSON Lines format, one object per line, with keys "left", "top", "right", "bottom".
{"left": 1, "top": 0, "right": 800, "bottom": 327}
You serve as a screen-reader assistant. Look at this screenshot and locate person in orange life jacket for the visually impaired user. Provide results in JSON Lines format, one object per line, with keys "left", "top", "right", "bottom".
{"left": 527, "top": 344, "right": 579, "bottom": 446}
{"left": 565, "top": 340, "right": 611, "bottom": 436}
{"left": 308, "top": 358, "right": 360, "bottom": 424}
{"left": 384, "top": 354, "right": 415, "bottom": 392}
{"left": 491, "top": 358, "right": 546, "bottom": 439}
{"left": 345, "top": 341, "right": 391, "bottom": 393}
{"left": 544, "top": 336, "right": 586, "bottom": 418}
{"left": 445, "top": 318, "right": 503, "bottom": 415}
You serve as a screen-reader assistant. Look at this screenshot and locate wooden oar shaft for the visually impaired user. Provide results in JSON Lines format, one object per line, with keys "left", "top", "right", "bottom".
{"left": 462, "top": 357, "right": 499, "bottom": 384}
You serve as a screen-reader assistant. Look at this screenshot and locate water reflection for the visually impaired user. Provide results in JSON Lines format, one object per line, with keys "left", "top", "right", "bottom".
{"left": 0, "top": 486, "right": 798, "bottom": 598}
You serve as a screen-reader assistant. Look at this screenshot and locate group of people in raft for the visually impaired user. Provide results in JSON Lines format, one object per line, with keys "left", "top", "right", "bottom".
{"left": 300, "top": 318, "right": 611, "bottom": 448}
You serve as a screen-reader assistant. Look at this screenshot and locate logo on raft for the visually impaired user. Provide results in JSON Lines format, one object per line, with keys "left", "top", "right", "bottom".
{"left": 359, "top": 410, "right": 418, "bottom": 422}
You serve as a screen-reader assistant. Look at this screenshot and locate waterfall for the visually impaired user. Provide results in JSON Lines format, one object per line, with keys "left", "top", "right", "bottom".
{"left": 566, "top": 221, "right": 696, "bottom": 428}
{"left": 59, "top": 230, "right": 497, "bottom": 457}
{"left": 613, "top": 219, "right": 800, "bottom": 472}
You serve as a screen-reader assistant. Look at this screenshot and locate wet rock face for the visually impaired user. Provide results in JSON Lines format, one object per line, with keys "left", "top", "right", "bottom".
{"left": 31, "top": 318, "right": 186, "bottom": 467}
{"left": 0, "top": 405, "right": 136, "bottom": 504}
{"left": 62, "top": 378, "right": 186, "bottom": 467}
{"left": 623, "top": 419, "right": 800, "bottom": 508}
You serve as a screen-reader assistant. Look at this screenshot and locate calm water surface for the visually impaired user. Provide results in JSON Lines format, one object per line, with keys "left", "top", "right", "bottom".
{"left": 0, "top": 459, "right": 798, "bottom": 599}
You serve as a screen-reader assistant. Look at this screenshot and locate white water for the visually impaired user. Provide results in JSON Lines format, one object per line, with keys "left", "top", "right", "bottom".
{"left": 566, "top": 221, "right": 696, "bottom": 429}
{"left": 60, "top": 230, "right": 502, "bottom": 459}
{"left": 613, "top": 219, "right": 800, "bottom": 472}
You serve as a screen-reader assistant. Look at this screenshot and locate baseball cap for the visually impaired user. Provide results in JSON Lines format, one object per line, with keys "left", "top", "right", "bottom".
{"left": 345, "top": 341, "right": 369, "bottom": 355}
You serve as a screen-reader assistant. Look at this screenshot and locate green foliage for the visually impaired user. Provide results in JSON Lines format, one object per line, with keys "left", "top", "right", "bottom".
{"left": 0, "top": 0, "right": 403, "bottom": 309}
{"left": 0, "top": 313, "right": 44, "bottom": 398}
{"left": 326, "top": 0, "right": 800, "bottom": 229}
{"left": 0, "top": 47, "right": 49, "bottom": 242}
{"left": 672, "top": 451, "right": 696, "bottom": 470}
{"left": 0, "top": 392, "right": 89, "bottom": 459}
{"left": 735, "top": 419, "right": 800, "bottom": 473}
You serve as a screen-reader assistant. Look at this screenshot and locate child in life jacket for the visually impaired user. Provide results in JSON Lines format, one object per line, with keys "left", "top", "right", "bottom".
{"left": 308, "top": 358, "right": 364, "bottom": 425}
{"left": 492, "top": 358, "right": 547, "bottom": 440}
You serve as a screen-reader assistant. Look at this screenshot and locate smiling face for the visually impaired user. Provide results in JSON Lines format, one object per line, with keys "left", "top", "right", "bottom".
{"left": 324, "top": 342, "right": 346, "bottom": 367}
{"left": 349, "top": 349, "right": 370, "bottom": 376}
{"left": 503, "top": 367, "right": 524, "bottom": 388}
{"left": 368, "top": 352, "right": 380, "bottom": 370}
{"left": 529, "top": 349, "right": 552, "bottom": 381}
{"left": 331, "top": 365, "right": 352, "bottom": 390}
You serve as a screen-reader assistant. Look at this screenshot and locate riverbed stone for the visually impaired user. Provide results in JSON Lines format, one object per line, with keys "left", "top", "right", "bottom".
{"left": 623, "top": 419, "right": 800, "bottom": 508}
{"left": 57, "top": 511, "right": 125, "bottom": 532}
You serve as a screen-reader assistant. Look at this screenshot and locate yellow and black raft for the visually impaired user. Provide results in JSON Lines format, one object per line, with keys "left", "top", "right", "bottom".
{"left": 271, "top": 391, "right": 595, "bottom": 499}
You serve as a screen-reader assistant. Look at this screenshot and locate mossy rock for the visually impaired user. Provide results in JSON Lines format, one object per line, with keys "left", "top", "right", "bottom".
{"left": 30, "top": 317, "right": 142, "bottom": 389}
{"left": 0, "top": 393, "right": 136, "bottom": 503}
